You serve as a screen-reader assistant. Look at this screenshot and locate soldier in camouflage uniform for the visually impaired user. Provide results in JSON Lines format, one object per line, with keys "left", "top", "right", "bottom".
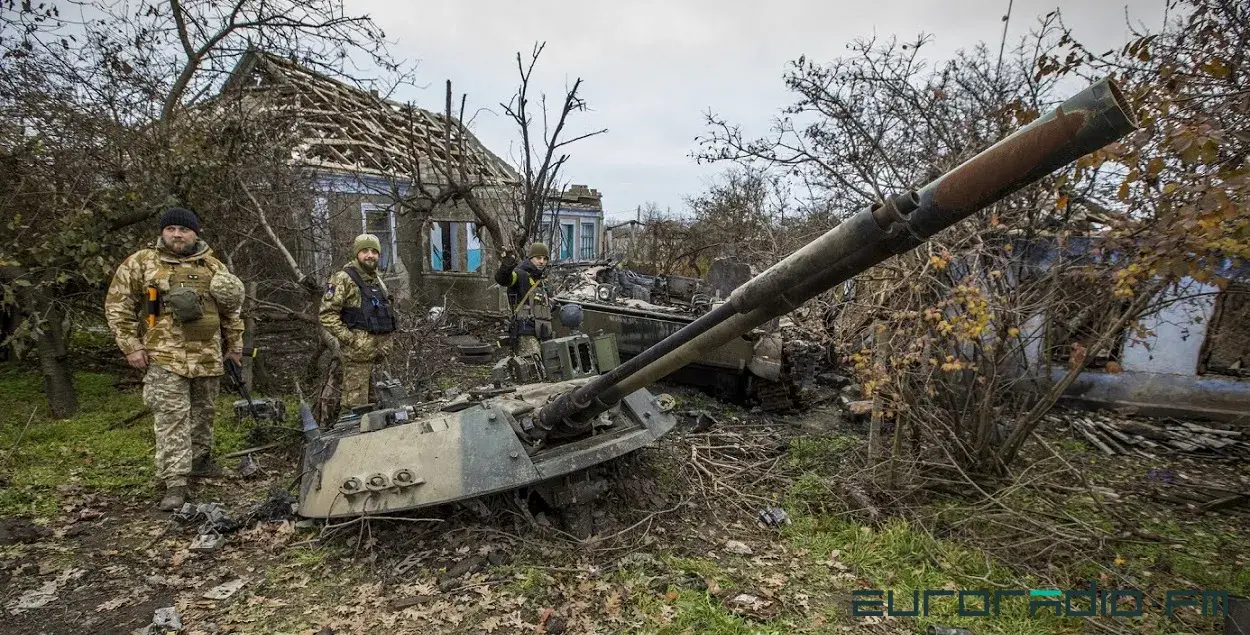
{"left": 495, "top": 242, "right": 551, "bottom": 357}
{"left": 104, "top": 207, "right": 246, "bottom": 511}
{"left": 319, "top": 234, "right": 397, "bottom": 411}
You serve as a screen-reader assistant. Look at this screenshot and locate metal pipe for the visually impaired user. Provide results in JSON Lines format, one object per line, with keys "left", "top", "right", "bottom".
{"left": 535, "top": 76, "right": 1137, "bottom": 436}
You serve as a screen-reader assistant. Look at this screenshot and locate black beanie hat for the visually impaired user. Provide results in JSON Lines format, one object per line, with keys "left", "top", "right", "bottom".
{"left": 159, "top": 207, "right": 201, "bottom": 233}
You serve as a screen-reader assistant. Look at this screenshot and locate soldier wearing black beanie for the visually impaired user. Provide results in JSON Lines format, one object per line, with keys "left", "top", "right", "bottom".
{"left": 159, "top": 206, "right": 201, "bottom": 234}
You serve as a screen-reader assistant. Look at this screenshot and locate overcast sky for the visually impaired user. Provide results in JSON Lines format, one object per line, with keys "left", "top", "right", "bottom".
{"left": 349, "top": 0, "right": 1167, "bottom": 222}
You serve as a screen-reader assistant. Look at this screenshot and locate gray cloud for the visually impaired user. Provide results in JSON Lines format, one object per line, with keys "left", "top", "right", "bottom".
{"left": 350, "top": 0, "right": 1168, "bottom": 220}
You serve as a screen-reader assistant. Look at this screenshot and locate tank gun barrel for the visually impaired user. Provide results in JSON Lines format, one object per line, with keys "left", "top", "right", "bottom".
{"left": 534, "top": 77, "right": 1137, "bottom": 438}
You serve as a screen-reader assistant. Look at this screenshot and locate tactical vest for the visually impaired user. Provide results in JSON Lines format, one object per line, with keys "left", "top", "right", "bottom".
{"left": 140, "top": 257, "right": 220, "bottom": 342}
{"left": 512, "top": 273, "right": 552, "bottom": 339}
{"left": 339, "top": 267, "right": 397, "bottom": 334}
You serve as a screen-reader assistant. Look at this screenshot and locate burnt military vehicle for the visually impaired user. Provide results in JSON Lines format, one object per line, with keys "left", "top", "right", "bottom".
{"left": 294, "top": 78, "right": 1136, "bottom": 523}
{"left": 546, "top": 261, "right": 796, "bottom": 409}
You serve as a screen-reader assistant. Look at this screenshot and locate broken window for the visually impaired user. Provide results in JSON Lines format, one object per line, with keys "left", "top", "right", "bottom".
{"left": 1045, "top": 275, "right": 1131, "bottom": 369}
{"left": 467, "top": 223, "right": 484, "bottom": 273}
{"left": 428, "top": 221, "right": 483, "bottom": 273}
{"left": 1199, "top": 282, "right": 1250, "bottom": 377}
{"left": 429, "top": 221, "right": 456, "bottom": 272}
{"left": 361, "top": 204, "right": 396, "bottom": 271}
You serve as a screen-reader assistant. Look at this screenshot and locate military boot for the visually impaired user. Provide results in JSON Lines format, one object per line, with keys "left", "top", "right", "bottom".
{"left": 191, "top": 455, "right": 225, "bottom": 479}
{"left": 158, "top": 485, "right": 187, "bottom": 511}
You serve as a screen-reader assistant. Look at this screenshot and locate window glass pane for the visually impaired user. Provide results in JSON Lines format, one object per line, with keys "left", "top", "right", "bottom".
{"left": 429, "top": 222, "right": 444, "bottom": 270}
{"left": 365, "top": 211, "right": 389, "bottom": 233}
{"left": 581, "top": 222, "right": 595, "bottom": 259}
{"left": 363, "top": 207, "right": 393, "bottom": 270}
{"left": 560, "top": 223, "right": 573, "bottom": 259}
{"left": 467, "top": 223, "right": 482, "bottom": 272}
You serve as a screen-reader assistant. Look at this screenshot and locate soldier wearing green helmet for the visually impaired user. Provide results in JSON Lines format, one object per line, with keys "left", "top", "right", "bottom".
{"left": 319, "top": 233, "right": 398, "bottom": 413}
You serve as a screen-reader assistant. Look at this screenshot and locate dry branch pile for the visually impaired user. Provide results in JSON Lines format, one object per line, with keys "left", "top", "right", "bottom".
{"left": 1052, "top": 412, "right": 1250, "bottom": 459}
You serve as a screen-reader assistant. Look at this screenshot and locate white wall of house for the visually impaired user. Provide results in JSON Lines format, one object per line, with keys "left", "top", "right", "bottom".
{"left": 1119, "top": 282, "right": 1220, "bottom": 375}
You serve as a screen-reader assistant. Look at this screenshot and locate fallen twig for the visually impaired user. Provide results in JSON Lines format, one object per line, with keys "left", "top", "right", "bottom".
{"left": 108, "top": 407, "right": 151, "bottom": 430}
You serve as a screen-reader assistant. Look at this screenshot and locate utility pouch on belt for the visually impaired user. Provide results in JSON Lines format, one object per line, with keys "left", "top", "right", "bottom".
{"left": 165, "top": 286, "right": 204, "bottom": 323}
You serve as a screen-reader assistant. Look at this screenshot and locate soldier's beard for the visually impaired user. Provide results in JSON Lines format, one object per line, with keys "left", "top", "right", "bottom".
{"left": 167, "top": 239, "right": 196, "bottom": 256}
{"left": 358, "top": 258, "right": 377, "bottom": 272}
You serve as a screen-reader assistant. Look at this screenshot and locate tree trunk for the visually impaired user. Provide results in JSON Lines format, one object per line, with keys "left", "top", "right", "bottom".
{"left": 0, "top": 304, "right": 15, "bottom": 362}
{"left": 34, "top": 299, "right": 78, "bottom": 419}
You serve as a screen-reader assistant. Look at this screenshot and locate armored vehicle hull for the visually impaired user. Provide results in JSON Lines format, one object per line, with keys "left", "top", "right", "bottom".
{"left": 549, "top": 298, "right": 787, "bottom": 402}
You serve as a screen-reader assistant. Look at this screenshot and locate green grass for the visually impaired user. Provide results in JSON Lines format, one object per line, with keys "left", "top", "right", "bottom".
{"left": 0, "top": 364, "right": 268, "bottom": 517}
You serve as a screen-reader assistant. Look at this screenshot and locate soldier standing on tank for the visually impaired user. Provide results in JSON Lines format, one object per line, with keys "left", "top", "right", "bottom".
{"left": 495, "top": 242, "right": 552, "bottom": 357}
{"left": 104, "top": 207, "right": 247, "bottom": 511}
{"left": 319, "top": 234, "right": 397, "bottom": 412}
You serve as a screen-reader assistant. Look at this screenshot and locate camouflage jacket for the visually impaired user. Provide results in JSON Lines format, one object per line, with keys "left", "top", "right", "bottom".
{"left": 319, "top": 262, "right": 393, "bottom": 363}
{"left": 104, "top": 238, "right": 245, "bottom": 378}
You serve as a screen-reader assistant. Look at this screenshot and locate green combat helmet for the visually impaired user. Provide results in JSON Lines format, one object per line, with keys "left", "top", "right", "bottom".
{"left": 209, "top": 270, "right": 246, "bottom": 314}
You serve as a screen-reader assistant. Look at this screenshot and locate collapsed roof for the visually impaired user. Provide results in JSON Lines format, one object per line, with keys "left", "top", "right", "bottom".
{"left": 219, "top": 49, "right": 520, "bottom": 186}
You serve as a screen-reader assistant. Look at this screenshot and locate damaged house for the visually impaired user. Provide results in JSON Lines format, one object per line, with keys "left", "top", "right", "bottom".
{"left": 216, "top": 50, "right": 539, "bottom": 312}
{"left": 1018, "top": 237, "right": 1250, "bottom": 422}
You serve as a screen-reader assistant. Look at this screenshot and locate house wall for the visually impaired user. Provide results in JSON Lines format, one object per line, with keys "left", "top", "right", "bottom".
{"left": 1017, "top": 247, "right": 1250, "bottom": 423}
{"left": 542, "top": 207, "right": 604, "bottom": 262}
{"left": 300, "top": 170, "right": 514, "bottom": 313}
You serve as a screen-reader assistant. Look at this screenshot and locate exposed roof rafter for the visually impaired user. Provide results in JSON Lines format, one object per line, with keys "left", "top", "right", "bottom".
{"left": 219, "top": 50, "right": 521, "bottom": 186}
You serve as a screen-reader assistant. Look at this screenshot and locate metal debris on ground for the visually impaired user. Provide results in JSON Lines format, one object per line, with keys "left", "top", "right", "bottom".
{"left": 202, "top": 578, "right": 248, "bottom": 600}
{"left": 236, "top": 454, "right": 261, "bottom": 478}
{"left": 173, "top": 502, "right": 240, "bottom": 535}
{"left": 757, "top": 507, "right": 791, "bottom": 529}
{"left": 393, "top": 552, "right": 422, "bottom": 576}
{"left": 927, "top": 626, "right": 974, "bottom": 635}
{"left": 139, "top": 606, "right": 183, "bottom": 634}
{"left": 172, "top": 489, "right": 298, "bottom": 550}
{"left": 189, "top": 534, "right": 225, "bottom": 553}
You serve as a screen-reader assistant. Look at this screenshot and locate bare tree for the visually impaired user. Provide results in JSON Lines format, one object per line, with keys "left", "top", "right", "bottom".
{"left": 690, "top": 9, "right": 1235, "bottom": 482}
{"left": 0, "top": 0, "right": 400, "bottom": 416}
{"left": 381, "top": 40, "right": 607, "bottom": 279}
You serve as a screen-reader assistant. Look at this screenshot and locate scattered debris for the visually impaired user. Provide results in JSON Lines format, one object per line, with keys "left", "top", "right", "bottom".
{"left": 720, "top": 589, "right": 780, "bottom": 620}
{"left": 927, "top": 626, "right": 974, "bottom": 635}
{"left": 1059, "top": 412, "right": 1250, "bottom": 458}
{"left": 437, "top": 554, "right": 486, "bottom": 591}
{"left": 190, "top": 534, "right": 226, "bottom": 553}
{"left": 203, "top": 577, "right": 248, "bottom": 600}
{"left": 756, "top": 507, "right": 791, "bottom": 529}
{"left": 7, "top": 567, "right": 85, "bottom": 614}
{"left": 723, "top": 540, "right": 754, "bottom": 555}
{"left": 173, "top": 502, "right": 240, "bottom": 535}
{"left": 139, "top": 606, "right": 183, "bottom": 634}
{"left": 237, "top": 454, "right": 261, "bottom": 478}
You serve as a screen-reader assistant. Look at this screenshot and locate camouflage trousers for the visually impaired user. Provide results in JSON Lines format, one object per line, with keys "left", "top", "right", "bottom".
{"left": 142, "top": 364, "right": 219, "bottom": 488}
{"left": 341, "top": 361, "right": 374, "bottom": 409}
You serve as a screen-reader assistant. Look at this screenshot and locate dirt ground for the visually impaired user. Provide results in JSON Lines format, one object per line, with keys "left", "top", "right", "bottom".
{"left": 1, "top": 372, "right": 1247, "bottom": 635}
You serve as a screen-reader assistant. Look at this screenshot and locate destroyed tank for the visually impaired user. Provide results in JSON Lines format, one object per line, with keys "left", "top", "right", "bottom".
{"left": 546, "top": 261, "right": 796, "bottom": 409}
{"left": 295, "top": 77, "right": 1137, "bottom": 521}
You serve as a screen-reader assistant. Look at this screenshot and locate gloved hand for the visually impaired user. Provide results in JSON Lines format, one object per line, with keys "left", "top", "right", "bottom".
{"left": 499, "top": 246, "right": 518, "bottom": 269}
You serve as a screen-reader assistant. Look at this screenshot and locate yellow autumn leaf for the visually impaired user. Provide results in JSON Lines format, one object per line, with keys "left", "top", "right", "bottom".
{"left": 1201, "top": 57, "right": 1230, "bottom": 78}
{"left": 1146, "top": 157, "right": 1165, "bottom": 177}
